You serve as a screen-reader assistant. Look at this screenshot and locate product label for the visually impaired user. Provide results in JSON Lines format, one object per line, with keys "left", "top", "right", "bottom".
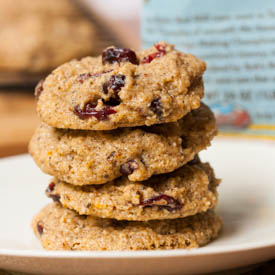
{"left": 142, "top": 0, "right": 275, "bottom": 139}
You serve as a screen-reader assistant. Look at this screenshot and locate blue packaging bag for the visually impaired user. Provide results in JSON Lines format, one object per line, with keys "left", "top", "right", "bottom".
{"left": 142, "top": 0, "right": 275, "bottom": 139}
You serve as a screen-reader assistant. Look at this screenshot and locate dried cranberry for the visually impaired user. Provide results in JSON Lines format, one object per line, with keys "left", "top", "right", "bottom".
{"left": 77, "top": 70, "right": 113, "bottom": 83}
{"left": 102, "top": 47, "right": 139, "bottom": 65}
{"left": 102, "top": 74, "right": 125, "bottom": 106}
{"left": 102, "top": 82, "right": 109, "bottom": 94}
{"left": 102, "top": 75, "right": 125, "bottom": 94}
{"left": 109, "top": 75, "right": 125, "bottom": 93}
{"left": 37, "top": 221, "right": 44, "bottom": 235}
{"left": 150, "top": 98, "right": 163, "bottom": 117}
{"left": 46, "top": 182, "right": 55, "bottom": 193}
{"left": 103, "top": 97, "right": 121, "bottom": 107}
{"left": 141, "top": 43, "right": 166, "bottom": 64}
{"left": 120, "top": 160, "right": 138, "bottom": 175}
{"left": 48, "top": 194, "right": 61, "bottom": 203}
{"left": 185, "top": 240, "right": 191, "bottom": 246}
{"left": 155, "top": 44, "right": 166, "bottom": 52}
{"left": 74, "top": 102, "right": 116, "bottom": 121}
{"left": 45, "top": 182, "right": 59, "bottom": 202}
{"left": 34, "top": 79, "right": 44, "bottom": 98}
{"left": 140, "top": 194, "right": 182, "bottom": 212}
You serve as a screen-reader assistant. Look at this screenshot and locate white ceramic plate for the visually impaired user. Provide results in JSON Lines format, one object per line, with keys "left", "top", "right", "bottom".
{"left": 0, "top": 138, "right": 274, "bottom": 275}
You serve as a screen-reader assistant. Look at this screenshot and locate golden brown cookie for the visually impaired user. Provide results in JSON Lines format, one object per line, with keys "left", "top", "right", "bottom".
{"left": 32, "top": 203, "right": 222, "bottom": 250}
{"left": 46, "top": 160, "right": 220, "bottom": 221}
{"left": 29, "top": 103, "right": 216, "bottom": 185}
{"left": 36, "top": 42, "right": 206, "bottom": 130}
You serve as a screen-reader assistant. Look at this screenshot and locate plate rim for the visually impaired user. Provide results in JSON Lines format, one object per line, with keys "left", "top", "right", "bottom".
{"left": 0, "top": 240, "right": 274, "bottom": 259}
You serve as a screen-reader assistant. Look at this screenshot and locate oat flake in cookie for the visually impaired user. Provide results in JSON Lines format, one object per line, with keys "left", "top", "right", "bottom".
{"left": 32, "top": 203, "right": 222, "bottom": 250}
{"left": 36, "top": 42, "right": 206, "bottom": 130}
{"left": 46, "top": 160, "right": 220, "bottom": 221}
{"left": 29, "top": 103, "right": 216, "bottom": 185}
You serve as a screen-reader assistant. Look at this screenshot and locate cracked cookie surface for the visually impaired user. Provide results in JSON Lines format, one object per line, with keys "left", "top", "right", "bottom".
{"left": 36, "top": 42, "right": 206, "bottom": 130}
{"left": 32, "top": 203, "right": 222, "bottom": 250}
{"left": 46, "top": 160, "right": 220, "bottom": 221}
{"left": 29, "top": 103, "right": 216, "bottom": 185}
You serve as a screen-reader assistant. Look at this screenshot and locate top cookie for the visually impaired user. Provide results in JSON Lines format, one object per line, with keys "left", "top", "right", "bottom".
{"left": 36, "top": 42, "right": 206, "bottom": 130}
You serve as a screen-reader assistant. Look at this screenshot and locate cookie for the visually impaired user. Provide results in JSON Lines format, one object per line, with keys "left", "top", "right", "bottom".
{"left": 46, "top": 160, "right": 220, "bottom": 221}
{"left": 0, "top": 0, "right": 79, "bottom": 18}
{"left": 29, "top": 103, "right": 216, "bottom": 185}
{"left": 36, "top": 42, "right": 206, "bottom": 130}
{"left": 0, "top": 0, "right": 95, "bottom": 72}
{"left": 32, "top": 203, "right": 222, "bottom": 250}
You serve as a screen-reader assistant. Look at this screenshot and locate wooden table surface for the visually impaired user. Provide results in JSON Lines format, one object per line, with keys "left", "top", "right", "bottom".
{"left": 0, "top": 91, "right": 38, "bottom": 157}
{"left": 0, "top": 260, "right": 274, "bottom": 275}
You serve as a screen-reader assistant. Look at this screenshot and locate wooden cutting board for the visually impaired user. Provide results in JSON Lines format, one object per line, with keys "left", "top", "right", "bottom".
{"left": 0, "top": 91, "right": 39, "bottom": 158}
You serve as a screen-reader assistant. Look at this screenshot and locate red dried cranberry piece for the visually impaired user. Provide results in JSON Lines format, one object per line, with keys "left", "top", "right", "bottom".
{"left": 141, "top": 43, "right": 166, "bottom": 64}
{"left": 154, "top": 44, "right": 166, "bottom": 52}
{"left": 102, "top": 47, "right": 139, "bottom": 65}
{"left": 45, "top": 183, "right": 60, "bottom": 202}
{"left": 102, "top": 74, "right": 125, "bottom": 106}
{"left": 141, "top": 55, "right": 153, "bottom": 64}
{"left": 120, "top": 160, "right": 139, "bottom": 175}
{"left": 109, "top": 75, "right": 125, "bottom": 93}
{"left": 150, "top": 98, "right": 163, "bottom": 117}
{"left": 74, "top": 102, "right": 116, "bottom": 121}
{"left": 102, "top": 75, "right": 125, "bottom": 94}
{"left": 34, "top": 79, "right": 44, "bottom": 98}
{"left": 140, "top": 194, "right": 182, "bottom": 212}
{"left": 37, "top": 221, "right": 44, "bottom": 235}
{"left": 77, "top": 70, "right": 113, "bottom": 84}
{"left": 46, "top": 182, "right": 55, "bottom": 193}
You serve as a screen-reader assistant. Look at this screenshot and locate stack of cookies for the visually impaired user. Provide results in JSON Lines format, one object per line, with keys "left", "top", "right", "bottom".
{"left": 29, "top": 42, "right": 222, "bottom": 251}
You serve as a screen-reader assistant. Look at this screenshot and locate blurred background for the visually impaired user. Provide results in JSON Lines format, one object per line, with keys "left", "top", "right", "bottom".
{"left": 1, "top": 0, "right": 275, "bottom": 159}
{"left": 0, "top": 0, "right": 141, "bottom": 157}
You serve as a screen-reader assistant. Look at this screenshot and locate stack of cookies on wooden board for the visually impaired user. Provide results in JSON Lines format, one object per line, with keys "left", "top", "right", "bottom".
{"left": 29, "top": 42, "right": 222, "bottom": 250}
